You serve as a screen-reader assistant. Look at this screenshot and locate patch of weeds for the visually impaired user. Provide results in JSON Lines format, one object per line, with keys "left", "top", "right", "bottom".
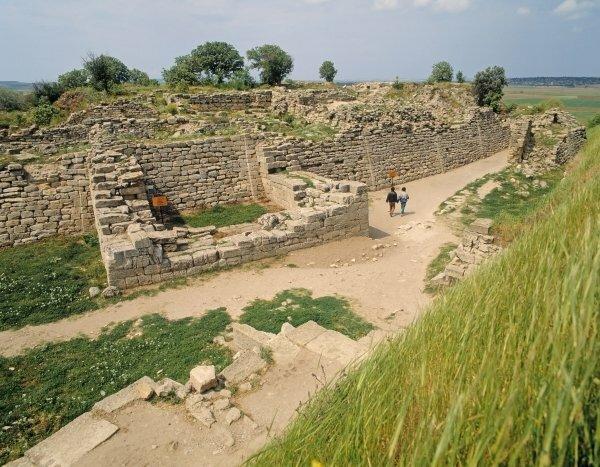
{"left": 424, "top": 243, "right": 457, "bottom": 294}
{"left": 152, "top": 389, "right": 182, "bottom": 406}
{"left": 536, "top": 133, "right": 558, "bottom": 147}
{"left": 259, "top": 114, "right": 336, "bottom": 141}
{"left": 286, "top": 263, "right": 299, "bottom": 268}
{"left": 260, "top": 347, "right": 274, "bottom": 365}
{"left": 0, "top": 235, "right": 106, "bottom": 331}
{"left": 239, "top": 289, "right": 373, "bottom": 340}
{"left": 180, "top": 203, "right": 268, "bottom": 228}
{"left": 0, "top": 310, "right": 232, "bottom": 464}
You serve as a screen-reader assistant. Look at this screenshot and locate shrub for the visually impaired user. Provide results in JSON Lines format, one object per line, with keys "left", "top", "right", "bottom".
{"left": 456, "top": 70, "right": 465, "bottom": 83}
{"left": 319, "top": 60, "right": 337, "bottom": 83}
{"left": 392, "top": 77, "right": 404, "bottom": 90}
{"left": 227, "top": 68, "right": 256, "bottom": 90}
{"left": 162, "top": 55, "right": 199, "bottom": 87}
{"left": 31, "top": 103, "right": 59, "bottom": 125}
{"left": 32, "top": 81, "right": 62, "bottom": 104}
{"left": 84, "top": 53, "right": 130, "bottom": 92}
{"left": 428, "top": 61, "right": 454, "bottom": 83}
{"left": 588, "top": 113, "right": 600, "bottom": 129}
{"left": 128, "top": 68, "right": 153, "bottom": 86}
{"left": 189, "top": 41, "right": 244, "bottom": 84}
{"left": 472, "top": 65, "right": 507, "bottom": 112}
{"left": 247, "top": 44, "right": 294, "bottom": 86}
{"left": 0, "top": 87, "right": 28, "bottom": 111}
{"left": 165, "top": 103, "right": 178, "bottom": 115}
{"left": 57, "top": 69, "right": 89, "bottom": 90}
{"left": 534, "top": 98, "right": 564, "bottom": 112}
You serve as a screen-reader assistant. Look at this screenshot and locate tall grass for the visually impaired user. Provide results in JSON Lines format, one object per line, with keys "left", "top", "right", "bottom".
{"left": 251, "top": 128, "right": 600, "bottom": 465}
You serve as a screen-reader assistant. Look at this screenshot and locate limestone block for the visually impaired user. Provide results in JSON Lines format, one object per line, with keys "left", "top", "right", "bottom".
{"left": 189, "top": 365, "right": 217, "bottom": 393}
{"left": 219, "top": 350, "right": 267, "bottom": 386}
{"left": 24, "top": 413, "right": 118, "bottom": 467}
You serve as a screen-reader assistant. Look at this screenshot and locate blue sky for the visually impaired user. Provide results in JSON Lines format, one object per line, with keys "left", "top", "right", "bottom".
{"left": 1, "top": 0, "right": 598, "bottom": 82}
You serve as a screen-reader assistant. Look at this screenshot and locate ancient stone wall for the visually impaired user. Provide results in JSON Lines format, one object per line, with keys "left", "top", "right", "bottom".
{"left": 555, "top": 127, "right": 587, "bottom": 165}
{"left": 0, "top": 153, "right": 94, "bottom": 247}
{"left": 260, "top": 109, "right": 510, "bottom": 190}
{"left": 88, "top": 139, "right": 369, "bottom": 289}
{"left": 167, "top": 91, "right": 272, "bottom": 111}
{"left": 127, "top": 135, "right": 266, "bottom": 212}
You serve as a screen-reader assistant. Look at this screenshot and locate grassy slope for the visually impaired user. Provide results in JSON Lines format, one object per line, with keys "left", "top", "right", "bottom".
{"left": 0, "top": 311, "right": 231, "bottom": 463}
{"left": 251, "top": 128, "right": 600, "bottom": 465}
{"left": 0, "top": 234, "right": 106, "bottom": 331}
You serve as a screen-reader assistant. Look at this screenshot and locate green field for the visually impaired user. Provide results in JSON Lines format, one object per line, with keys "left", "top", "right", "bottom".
{"left": 504, "top": 85, "right": 600, "bottom": 125}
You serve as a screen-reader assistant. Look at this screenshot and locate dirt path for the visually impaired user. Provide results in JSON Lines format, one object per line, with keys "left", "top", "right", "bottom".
{"left": 0, "top": 151, "right": 509, "bottom": 357}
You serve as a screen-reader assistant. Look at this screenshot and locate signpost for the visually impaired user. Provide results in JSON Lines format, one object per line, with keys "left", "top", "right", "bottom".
{"left": 152, "top": 195, "right": 168, "bottom": 224}
{"left": 388, "top": 169, "right": 398, "bottom": 181}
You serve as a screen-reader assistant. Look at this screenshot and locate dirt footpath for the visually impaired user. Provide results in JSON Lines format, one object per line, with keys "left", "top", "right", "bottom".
{"left": 0, "top": 150, "right": 509, "bottom": 357}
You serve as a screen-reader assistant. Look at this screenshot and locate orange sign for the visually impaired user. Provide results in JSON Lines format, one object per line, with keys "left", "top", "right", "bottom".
{"left": 152, "top": 195, "right": 168, "bottom": 207}
{"left": 388, "top": 169, "right": 398, "bottom": 179}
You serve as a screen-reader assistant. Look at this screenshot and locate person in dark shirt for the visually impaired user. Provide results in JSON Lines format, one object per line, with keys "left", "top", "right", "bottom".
{"left": 386, "top": 186, "right": 398, "bottom": 217}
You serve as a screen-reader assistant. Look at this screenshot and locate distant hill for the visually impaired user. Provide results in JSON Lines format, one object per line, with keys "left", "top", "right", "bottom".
{"left": 508, "top": 77, "right": 600, "bottom": 87}
{"left": 0, "top": 81, "right": 33, "bottom": 91}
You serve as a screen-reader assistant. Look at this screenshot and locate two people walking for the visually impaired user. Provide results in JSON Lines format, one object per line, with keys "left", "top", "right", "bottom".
{"left": 386, "top": 186, "right": 409, "bottom": 217}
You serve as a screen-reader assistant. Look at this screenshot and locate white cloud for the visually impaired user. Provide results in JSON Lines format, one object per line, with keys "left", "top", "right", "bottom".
{"left": 374, "top": 0, "right": 398, "bottom": 10}
{"left": 516, "top": 6, "right": 531, "bottom": 15}
{"left": 374, "top": 0, "right": 470, "bottom": 11}
{"left": 554, "top": 0, "right": 598, "bottom": 19}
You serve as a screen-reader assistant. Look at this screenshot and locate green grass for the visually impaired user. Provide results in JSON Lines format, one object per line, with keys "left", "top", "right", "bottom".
{"left": 259, "top": 113, "right": 337, "bottom": 141}
{"left": 239, "top": 289, "right": 373, "bottom": 340}
{"left": 424, "top": 242, "right": 458, "bottom": 294}
{"left": 179, "top": 203, "right": 268, "bottom": 228}
{"left": 439, "top": 167, "right": 564, "bottom": 238}
{"left": 0, "top": 310, "right": 232, "bottom": 463}
{"left": 0, "top": 234, "right": 106, "bottom": 331}
{"left": 250, "top": 127, "right": 600, "bottom": 465}
{"left": 504, "top": 85, "right": 600, "bottom": 125}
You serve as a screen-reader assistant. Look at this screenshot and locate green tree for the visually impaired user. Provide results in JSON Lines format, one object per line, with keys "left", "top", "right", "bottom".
{"left": 57, "top": 69, "right": 89, "bottom": 90}
{"left": 162, "top": 55, "right": 199, "bottom": 87}
{"left": 227, "top": 68, "right": 256, "bottom": 90}
{"left": 128, "top": 68, "right": 153, "bottom": 86}
{"left": 319, "top": 60, "right": 337, "bottom": 83}
{"left": 456, "top": 70, "right": 465, "bottom": 83}
{"left": 84, "top": 54, "right": 130, "bottom": 92}
{"left": 32, "top": 81, "right": 62, "bottom": 104}
{"left": 190, "top": 41, "right": 244, "bottom": 84}
{"left": 246, "top": 44, "right": 294, "bottom": 86}
{"left": 428, "top": 61, "right": 454, "bottom": 83}
{"left": 0, "top": 87, "right": 28, "bottom": 111}
{"left": 472, "top": 66, "right": 507, "bottom": 112}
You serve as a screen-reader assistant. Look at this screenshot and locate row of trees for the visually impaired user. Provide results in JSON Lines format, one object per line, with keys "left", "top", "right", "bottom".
{"left": 161, "top": 42, "right": 337, "bottom": 88}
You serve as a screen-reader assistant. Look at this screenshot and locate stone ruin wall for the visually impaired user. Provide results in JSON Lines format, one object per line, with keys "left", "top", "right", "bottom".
{"left": 260, "top": 108, "right": 510, "bottom": 190}
{"left": 0, "top": 154, "right": 94, "bottom": 247}
{"left": 128, "top": 135, "right": 266, "bottom": 213}
{"left": 85, "top": 130, "right": 369, "bottom": 289}
{"left": 167, "top": 91, "right": 273, "bottom": 111}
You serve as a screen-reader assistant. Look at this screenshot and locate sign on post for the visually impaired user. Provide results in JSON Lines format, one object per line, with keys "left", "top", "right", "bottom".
{"left": 388, "top": 169, "right": 398, "bottom": 180}
{"left": 151, "top": 196, "right": 168, "bottom": 207}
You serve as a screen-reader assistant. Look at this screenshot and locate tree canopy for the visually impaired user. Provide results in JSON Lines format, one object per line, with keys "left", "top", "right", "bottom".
{"left": 456, "top": 70, "right": 465, "bottom": 83}
{"left": 247, "top": 44, "right": 294, "bottom": 86}
{"left": 319, "top": 61, "right": 337, "bottom": 83}
{"left": 472, "top": 66, "right": 507, "bottom": 112}
{"left": 189, "top": 42, "right": 244, "bottom": 84}
{"left": 84, "top": 54, "right": 131, "bottom": 91}
{"left": 429, "top": 61, "right": 454, "bottom": 83}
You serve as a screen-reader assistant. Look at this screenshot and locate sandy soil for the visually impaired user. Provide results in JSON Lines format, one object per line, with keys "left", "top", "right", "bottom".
{"left": 0, "top": 150, "right": 508, "bottom": 357}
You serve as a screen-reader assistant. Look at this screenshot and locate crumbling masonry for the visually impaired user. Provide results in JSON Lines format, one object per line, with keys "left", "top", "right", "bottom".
{"left": 0, "top": 86, "right": 586, "bottom": 290}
